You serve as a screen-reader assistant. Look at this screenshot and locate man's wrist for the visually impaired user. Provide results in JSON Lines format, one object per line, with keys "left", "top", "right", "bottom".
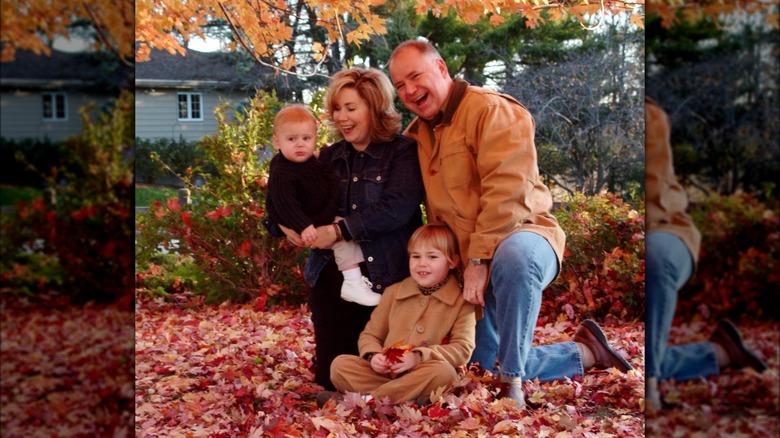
{"left": 468, "top": 258, "right": 490, "bottom": 266}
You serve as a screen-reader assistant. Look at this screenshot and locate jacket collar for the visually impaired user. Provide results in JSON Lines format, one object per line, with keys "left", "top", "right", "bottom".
{"left": 396, "top": 274, "right": 462, "bottom": 306}
{"left": 323, "top": 136, "right": 393, "bottom": 164}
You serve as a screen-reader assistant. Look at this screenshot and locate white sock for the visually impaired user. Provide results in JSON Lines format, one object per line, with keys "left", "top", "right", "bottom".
{"left": 342, "top": 267, "right": 362, "bottom": 281}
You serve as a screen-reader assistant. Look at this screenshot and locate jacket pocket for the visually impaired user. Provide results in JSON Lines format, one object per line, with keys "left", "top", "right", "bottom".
{"left": 439, "top": 146, "right": 476, "bottom": 189}
{"left": 361, "top": 169, "right": 388, "bottom": 202}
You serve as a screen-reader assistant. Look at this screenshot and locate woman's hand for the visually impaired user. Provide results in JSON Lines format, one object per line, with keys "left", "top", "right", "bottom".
{"left": 300, "top": 225, "right": 318, "bottom": 246}
{"left": 278, "top": 224, "right": 303, "bottom": 247}
{"left": 311, "top": 224, "right": 338, "bottom": 249}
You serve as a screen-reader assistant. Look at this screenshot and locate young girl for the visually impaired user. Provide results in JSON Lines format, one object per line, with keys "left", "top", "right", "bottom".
{"left": 320, "top": 223, "right": 477, "bottom": 406}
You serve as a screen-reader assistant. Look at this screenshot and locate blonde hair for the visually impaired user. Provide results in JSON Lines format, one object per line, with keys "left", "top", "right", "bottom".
{"left": 325, "top": 67, "right": 401, "bottom": 143}
{"left": 407, "top": 223, "right": 460, "bottom": 268}
{"left": 273, "top": 104, "right": 318, "bottom": 135}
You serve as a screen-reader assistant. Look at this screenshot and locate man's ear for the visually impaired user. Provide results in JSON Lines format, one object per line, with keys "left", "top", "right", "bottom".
{"left": 436, "top": 58, "right": 449, "bottom": 78}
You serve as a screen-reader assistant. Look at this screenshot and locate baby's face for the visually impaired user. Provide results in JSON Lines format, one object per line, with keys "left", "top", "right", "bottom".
{"left": 273, "top": 120, "right": 317, "bottom": 163}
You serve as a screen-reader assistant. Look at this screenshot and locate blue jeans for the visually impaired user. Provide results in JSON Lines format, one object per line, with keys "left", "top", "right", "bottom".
{"left": 646, "top": 232, "right": 719, "bottom": 381}
{"left": 469, "top": 232, "right": 584, "bottom": 381}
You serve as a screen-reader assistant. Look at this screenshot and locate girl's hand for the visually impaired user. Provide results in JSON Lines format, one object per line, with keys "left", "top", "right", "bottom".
{"left": 390, "top": 351, "right": 421, "bottom": 375}
{"left": 279, "top": 224, "right": 303, "bottom": 247}
{"left": 370, "top": 353, "right": 392, "bottom": 374}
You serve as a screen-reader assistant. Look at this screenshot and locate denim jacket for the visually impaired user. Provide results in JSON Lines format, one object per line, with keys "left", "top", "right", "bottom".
{"left": 267, "top": 134, "right": 424, "bottom": 293}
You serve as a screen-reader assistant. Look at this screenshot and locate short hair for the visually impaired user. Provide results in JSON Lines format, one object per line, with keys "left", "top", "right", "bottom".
{"left": 325, "top": 67, "right": 401, "bottom": 143}
{"left": 407, "top": 222, "right": 460, "bottom": 267}
{"left": 273, "top": 104, "right": 318, "bottom": 135}
{"left": 388, "top": 39, "right": 442, "bottom": 70}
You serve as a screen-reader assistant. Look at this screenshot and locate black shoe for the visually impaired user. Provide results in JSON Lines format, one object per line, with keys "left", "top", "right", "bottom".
{"left": 574, "top": 319, "right": 634, "bottom": 372}
{"left": 709, "top": 319, "right": 768, "bottom": 372}
{"left": 316, "top": 390, "right": 344, "bottom": 408}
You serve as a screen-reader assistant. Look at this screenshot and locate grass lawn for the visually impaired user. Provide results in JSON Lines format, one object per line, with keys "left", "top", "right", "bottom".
{"left": 135, "top": 184, "right": 179, "bottom": 207}
{"left": 0, "top": 185, "right": 42, "bottom": 207}
{"left": 0, "top": 184, "right": 178, "bottom": 208}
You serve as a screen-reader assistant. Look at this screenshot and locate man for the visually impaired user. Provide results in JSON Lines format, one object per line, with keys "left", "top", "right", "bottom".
{"left": 388, "top": 39, "right": 633, "bottom": 408}
{"left": 645, "top": 97, "right": 767, "bottom": 412}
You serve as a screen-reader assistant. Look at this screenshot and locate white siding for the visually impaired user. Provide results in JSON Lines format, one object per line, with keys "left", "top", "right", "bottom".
{"left": 0, "top": 90, "right": 104, "bottom": 142}
{"left": 135, "top": 88, "right": 247, "bottom": 142}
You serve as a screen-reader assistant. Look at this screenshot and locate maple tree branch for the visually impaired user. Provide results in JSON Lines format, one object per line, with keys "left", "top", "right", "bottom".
{"left": 81, "top": 2, "right": 134, "bottom": 67}
{"left": 217, "top": 1, "right": 331, "bottom": 79}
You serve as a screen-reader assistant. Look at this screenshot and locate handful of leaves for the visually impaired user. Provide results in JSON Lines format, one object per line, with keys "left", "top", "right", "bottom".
{"left": 382, "top": 342, "right": 414, "bottom": 378}
{"left": 383, "top": 342, "right": 415, "bottom": 363}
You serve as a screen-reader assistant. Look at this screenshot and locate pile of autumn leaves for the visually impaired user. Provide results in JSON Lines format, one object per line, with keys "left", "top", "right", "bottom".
{"left": 133, "top": 292, "right": 778, "bottom": 437}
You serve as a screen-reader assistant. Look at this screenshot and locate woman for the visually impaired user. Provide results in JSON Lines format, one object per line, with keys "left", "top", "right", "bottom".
{"left": 269, "top": 67, "right": 424, "bottom": 390}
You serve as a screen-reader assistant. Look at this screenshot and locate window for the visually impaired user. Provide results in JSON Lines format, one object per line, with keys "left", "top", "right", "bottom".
{"left": 42, "top": 93, "right": 67, "bottom": 121}
{"left": 177, "top": 93, "right": 203, "bottom": 121}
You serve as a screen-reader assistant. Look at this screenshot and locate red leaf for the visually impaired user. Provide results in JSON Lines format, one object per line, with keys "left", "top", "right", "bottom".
{"left": 383, "top": 342, "right": 414, "bottom": 364}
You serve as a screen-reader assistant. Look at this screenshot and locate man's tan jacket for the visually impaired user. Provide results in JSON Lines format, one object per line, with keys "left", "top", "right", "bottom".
{"left": 645, "top": 97, "right": 701, "bottom": 265}
{"left": 405, "top": 80, "right": 565, "bottom": 269}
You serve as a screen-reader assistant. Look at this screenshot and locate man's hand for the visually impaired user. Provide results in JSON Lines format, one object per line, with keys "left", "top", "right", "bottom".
{"left": 463, "top": 263, "right": 489, "bottom": 306}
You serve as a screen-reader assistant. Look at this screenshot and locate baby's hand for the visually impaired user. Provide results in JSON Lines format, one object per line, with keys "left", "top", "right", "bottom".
{"left": 301, "top": 225, "right": 318, "bottom": 246}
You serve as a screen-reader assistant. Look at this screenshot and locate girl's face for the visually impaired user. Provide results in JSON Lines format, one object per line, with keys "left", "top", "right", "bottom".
{"left": 272, "top": 120, "right": 317, "bottom": 163}
{"left": 331, "top": 87, "right": 372, "bottom": 150}
{"left": 409, "top": 243, "right": 457, "bottom": 288}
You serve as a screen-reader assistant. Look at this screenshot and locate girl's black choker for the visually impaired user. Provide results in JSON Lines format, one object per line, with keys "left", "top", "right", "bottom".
{"left": 417, "top": 277, "right": 448, "bottom": 296}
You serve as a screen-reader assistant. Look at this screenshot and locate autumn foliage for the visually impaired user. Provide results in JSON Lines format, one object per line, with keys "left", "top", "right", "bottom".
{"left": 549, "top": 193, "right": 646, "bottom": 322}
{"left": 134, "top": 92, "right": 311, "bottom": 306}
{"left": 0, "top": 91, "right": 135, "bottom": 303}
{"left": 681, "top": 193, "right": 780, "bottom": 322}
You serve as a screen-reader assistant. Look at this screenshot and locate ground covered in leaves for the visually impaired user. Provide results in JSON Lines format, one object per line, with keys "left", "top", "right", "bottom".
{"left": 0, "top": 293, "right": 135, "bottom": 436}
{"left": 2, "top": 291, "right": 776, "bottom": 437}
{"left": 134, "top": 292, "right": 649, "bottom": 437}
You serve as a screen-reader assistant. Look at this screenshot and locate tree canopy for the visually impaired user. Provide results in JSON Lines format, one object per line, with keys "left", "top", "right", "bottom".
{"left": 2, "top": 0, "right": 646, "bottom": 70}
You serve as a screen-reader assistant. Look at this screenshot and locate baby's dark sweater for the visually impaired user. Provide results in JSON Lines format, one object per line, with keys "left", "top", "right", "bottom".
{"left": 266, "top": 153, "right": 339, "bottom": 234}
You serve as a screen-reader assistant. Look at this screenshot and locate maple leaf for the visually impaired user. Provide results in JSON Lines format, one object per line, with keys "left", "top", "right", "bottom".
{"left": 204, "top": 205, "right": 232, "bottom": 221}
{"left": 382, "top": 342, "right": 414, "bottom": 364}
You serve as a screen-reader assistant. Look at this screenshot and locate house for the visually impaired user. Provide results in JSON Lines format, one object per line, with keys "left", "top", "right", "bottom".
{"left": 0, "top": 49, "right": 132, "bottom": 142}
{"left": 135, "top": 48, "right": 273, "bottom": 142}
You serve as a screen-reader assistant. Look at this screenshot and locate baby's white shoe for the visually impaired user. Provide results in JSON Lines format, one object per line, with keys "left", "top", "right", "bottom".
{"left": 341, "top": 276, "right": 381, "bottom": 306}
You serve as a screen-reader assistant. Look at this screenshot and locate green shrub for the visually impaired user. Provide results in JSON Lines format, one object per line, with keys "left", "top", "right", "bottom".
{"left": 135, "top": 136, "right": 212, "bottom": 185}
{"left": 135, "top": 253, "right": 203, "bottom": 297}
{"left": 1, "top": 91, "right": 135, "bottom": 303}
{"left": 0, "top": 137, "right": 65, "bottom": 186}
{"left": 681, "top": 193, "right": 779, "bottom": 320}
{"left": 135, "top": 91, "right": 315, "bottom": 306}
{"left": 548, "top": 193, "right": 645, "bottom": 321}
